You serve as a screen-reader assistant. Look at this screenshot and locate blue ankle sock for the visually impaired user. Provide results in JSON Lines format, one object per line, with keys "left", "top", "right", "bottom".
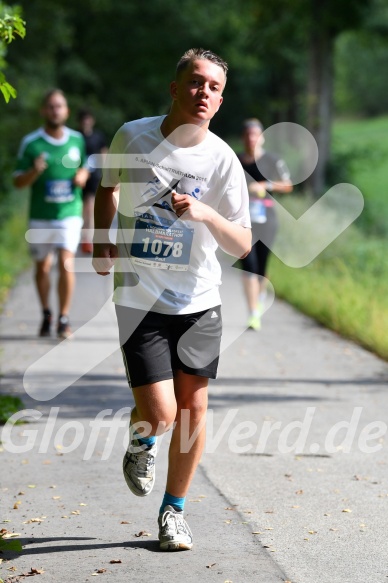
{"left": 160, "top": 492, "right": 186, "bottom": 514}
{"left": 133, "top": 431, "right": 156, "bottom": 447}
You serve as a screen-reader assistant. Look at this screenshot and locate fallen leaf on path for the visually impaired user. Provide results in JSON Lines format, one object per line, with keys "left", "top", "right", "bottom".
{"left": 134, "top": 531, "right": 151, "bottom": 537}
{"left": 295, "top": 490, "right": 304, "bottom": 495}
{"left": 29, "top": 568, "right": 45, "bottom": 575}
{"left": 120, "top": 521, "right": 131, "bottom": 524}
{"left": 52, "top": 496, "right": 61, "bottom": 500}
{"left": 71, "top": 510, "right": 80, "bottom": 515}
{"left": 342, "top": 509, "right": 352, "bottom": 513}
{"left": 79, "top": 503, "right": 87, "bottom": 506}
{"left": 96, "top": 569, "right": 107, "bottom": 574}
{"left": 252, "top": 531, "right": 262, "bottom": 534}
{"left": 13, "top": 504, "right": 19, "bottom": 510}
{"left": 27, "top": 485, "right": 36, "bottom": 489}
{"left": 206, "top": 563, "right": 217, "bottom": 568}
{"left": 109, "top": 560, "right": 122, "bottom": 564}
{"left": 23, "top": 518, "right": 44, "bottom": 524}
{"left": 18, "top": 492, "right": 25, "bottom": 496}
{"left": 2, "top": 532, "right": 21, "bottom": 539}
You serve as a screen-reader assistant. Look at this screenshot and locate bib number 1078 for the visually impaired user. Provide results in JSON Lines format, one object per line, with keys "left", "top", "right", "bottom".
{"left": 142, "top": 237, "right": 183, "bottom": 258}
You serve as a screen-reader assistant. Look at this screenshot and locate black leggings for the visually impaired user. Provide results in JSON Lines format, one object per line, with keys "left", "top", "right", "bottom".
{"left": 240, "top": 212, "right": 278, "bottom": 277}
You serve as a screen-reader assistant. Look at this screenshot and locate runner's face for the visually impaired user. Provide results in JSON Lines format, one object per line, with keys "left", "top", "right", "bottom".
{"left": 171, "top": 59, "right": 225, "bottom": 125}
{"left": 243, "top": 127, "right": 264, "bottom": 153}
{"left": 41, "top": 93, "right": 69, "bottom": 129}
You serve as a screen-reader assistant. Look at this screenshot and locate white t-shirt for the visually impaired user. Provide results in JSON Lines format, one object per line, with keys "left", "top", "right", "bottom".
{"left": 102, "top": 116, "right": 250, "bottom": 315}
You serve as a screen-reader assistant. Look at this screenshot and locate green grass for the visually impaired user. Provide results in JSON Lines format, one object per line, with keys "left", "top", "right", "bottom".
{"left": 0, "top": 394, "right": 25, "bottom": 424}
{"left": 0, "top": 190, "right": 31, "bottom": 307}
{"left": 332, "top": 115, "right": 388, "bottom": 236}
{"left": 0, "top": 190, "right": 30, "bottom": 418}
{"left": 268, "top": 191, "right": 388, "bottom": 359}
{"left": 262, "top": 115, "right": 388, "bottom": 361}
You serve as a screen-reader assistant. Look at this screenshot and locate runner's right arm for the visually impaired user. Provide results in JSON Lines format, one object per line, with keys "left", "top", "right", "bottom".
{"left": 13, "top": 154, "right": 47, "bottom": 188}
{"left": 92, "top": 183, "right": 119, "bottom": 276}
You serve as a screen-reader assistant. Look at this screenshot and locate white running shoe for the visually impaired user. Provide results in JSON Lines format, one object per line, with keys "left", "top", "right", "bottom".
{"left": 158, "top": 505, "right": 193, "bottom": 551}
{"left": 122, "top": 427, "right": 157, "bottom": 497}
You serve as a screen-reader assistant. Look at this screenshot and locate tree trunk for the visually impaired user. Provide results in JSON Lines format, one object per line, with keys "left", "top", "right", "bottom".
{"left": 306, "top": 8, "right": 335, "bottom": 196}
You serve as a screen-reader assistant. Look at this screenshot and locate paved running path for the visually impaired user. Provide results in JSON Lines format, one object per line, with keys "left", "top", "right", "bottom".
{"left": 1, "top": 254, "right": 388, "bottom": 583}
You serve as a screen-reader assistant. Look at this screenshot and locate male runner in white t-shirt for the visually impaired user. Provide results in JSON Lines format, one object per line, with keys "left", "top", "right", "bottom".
{"left": 92, "top": 48, "right": 251, "bottom": 550}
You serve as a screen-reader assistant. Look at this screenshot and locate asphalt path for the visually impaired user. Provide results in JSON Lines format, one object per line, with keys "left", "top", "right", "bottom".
{"left": 1, "top": 252, "right": 388, "bottom": 583}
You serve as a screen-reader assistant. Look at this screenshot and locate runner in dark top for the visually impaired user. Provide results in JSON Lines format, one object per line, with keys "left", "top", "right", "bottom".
{"left": 78, "top": 109, "right": 107, "bottom": 253}
{"left": 238, "top": 118, "right": 293, "bottom": 330}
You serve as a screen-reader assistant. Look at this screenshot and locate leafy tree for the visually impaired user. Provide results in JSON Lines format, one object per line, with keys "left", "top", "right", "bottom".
{"left": 2, "top": 0, "right": 388, "bottom": 198}
{"left": 0, "top": 1, "right": 25, "bottom": 102}
{"left": 335, "top": 0, "right": 388, "bottom": 117}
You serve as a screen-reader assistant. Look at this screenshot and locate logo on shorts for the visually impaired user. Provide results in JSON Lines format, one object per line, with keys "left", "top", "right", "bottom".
{"left": 210, "top": 311, "right": 218, "bottom": 319}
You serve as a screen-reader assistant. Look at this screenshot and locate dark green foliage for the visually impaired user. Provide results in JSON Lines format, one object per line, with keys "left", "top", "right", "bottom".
{"left": 0, "top": 394, "right": 24, "bottom": 424}
{"left": 1, "top": 0, "right": 388, "bottom": 202}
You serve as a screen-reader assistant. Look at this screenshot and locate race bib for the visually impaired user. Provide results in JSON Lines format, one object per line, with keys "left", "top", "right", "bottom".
{"left": 249, "top": 199, "right": 267, "bottom": 224}
{"left": 45, "top": 180, "right": 74, "bottom": 203}
{"left": 130, "top": 218, "right": 194, "bottom": 271}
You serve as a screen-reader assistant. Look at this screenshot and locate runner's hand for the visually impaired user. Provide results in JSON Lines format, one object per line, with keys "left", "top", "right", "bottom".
{"left": 171, "top": 192, "right": 210, "bottom": 221}
{"left": 73, "top": 167, "right": 89, "bottom": 188}
{"left": 248, "top": 182, "right": 266, "bottom": 197}
{"left": 33, "top": 154, "right": 48, "bottom": 174}
{"left": 92, "top": 243, "right": 118, "bottom": 275}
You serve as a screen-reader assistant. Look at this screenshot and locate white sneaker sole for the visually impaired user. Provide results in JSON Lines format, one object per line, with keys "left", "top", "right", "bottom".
{"left": 159, "top": 540, "right": 193, "bottom": 551}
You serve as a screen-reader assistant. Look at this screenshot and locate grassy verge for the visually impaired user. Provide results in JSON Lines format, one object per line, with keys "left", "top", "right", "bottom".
{"left": 0, "top": 190, "right": 31, "bottom": 307}
{"left": 267, "top": 193, "right": 388, "bottom": 360}
{"left": 332, "top": 115, "right": 388, "bottom": 236}
{"left": 248, "top": 115, "right": 388, "bottom": 361}
{"left": 0, "top": 395, "right": 25, "bottom": 424}
{"left": 0, "top": 190, "right": 30, "bottom": 420}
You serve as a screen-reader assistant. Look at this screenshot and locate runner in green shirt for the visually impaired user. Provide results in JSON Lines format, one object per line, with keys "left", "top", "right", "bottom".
{"left": 13, "top": 89, "right": 89, "bottom": 338}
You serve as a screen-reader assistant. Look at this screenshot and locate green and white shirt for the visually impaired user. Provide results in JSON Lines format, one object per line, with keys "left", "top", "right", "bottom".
{"left": 14, "top": 127, "right": 87, "bottom": 220}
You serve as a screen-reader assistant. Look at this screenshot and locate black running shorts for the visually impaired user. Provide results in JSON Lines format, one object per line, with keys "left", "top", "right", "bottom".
{"left": 115, "top": 305, "right": 222, "bottom": 388}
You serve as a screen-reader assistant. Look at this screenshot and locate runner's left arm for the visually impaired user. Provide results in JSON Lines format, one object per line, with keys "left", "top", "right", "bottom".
{"left": 171, "top": 192, "right": 251, "bottom": 259}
